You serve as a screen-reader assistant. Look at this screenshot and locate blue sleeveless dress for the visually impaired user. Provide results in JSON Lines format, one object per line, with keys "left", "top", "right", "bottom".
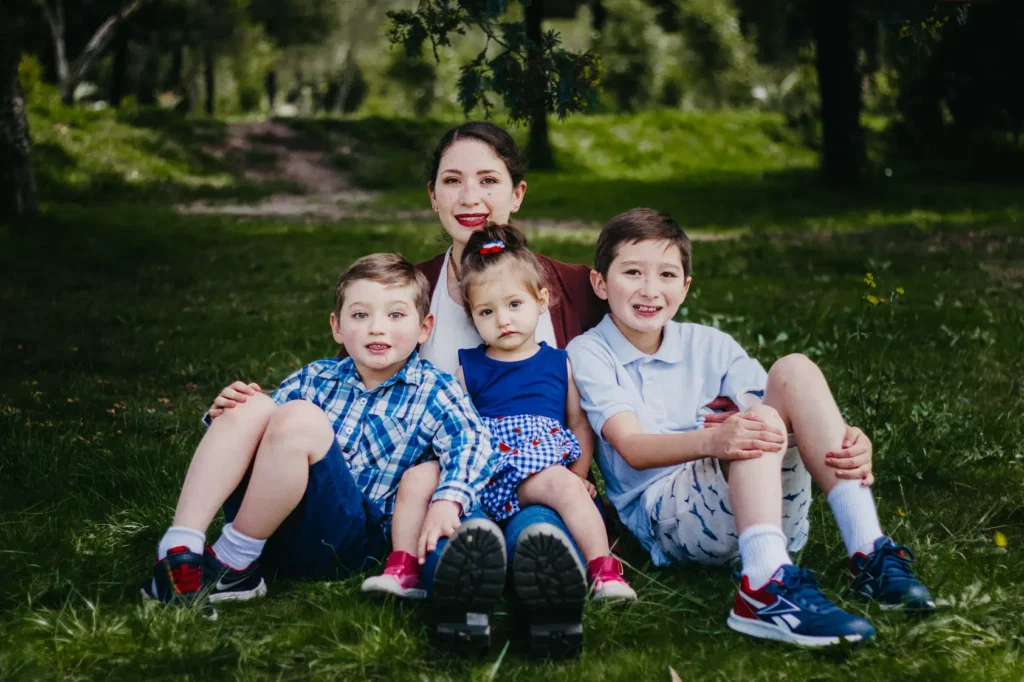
{"left": 458, "top": 342, "right": 582, "bottom": 520}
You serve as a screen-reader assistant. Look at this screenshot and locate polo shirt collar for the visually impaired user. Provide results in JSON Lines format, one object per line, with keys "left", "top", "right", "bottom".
{"left": 596, "top": 314, "right": 683, "bottom": 365}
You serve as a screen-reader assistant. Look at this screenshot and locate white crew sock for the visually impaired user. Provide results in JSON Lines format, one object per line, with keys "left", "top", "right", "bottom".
{"left": 739, "top": 524, "right": 792, "bottom": 589}
{"left": 157, "top": 526, "right": 205, "bottom": 560}
{"left": 210, "top": 522, "right": 266, "bottom": 570}
{"left": 827, "top": 479, "right": 885, "bottom": 557}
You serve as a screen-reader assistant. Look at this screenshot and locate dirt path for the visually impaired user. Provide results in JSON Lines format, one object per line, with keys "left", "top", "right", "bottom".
{"left": 176, "top": 121, "right": 741, "bottom": 241}
{"left": 178, "top": 120, "right": 384, "bottom": 220}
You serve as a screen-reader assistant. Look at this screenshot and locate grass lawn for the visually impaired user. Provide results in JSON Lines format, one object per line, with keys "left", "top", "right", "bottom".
{"left": 2, "top": 103, "right": 1023, "bottom": 680}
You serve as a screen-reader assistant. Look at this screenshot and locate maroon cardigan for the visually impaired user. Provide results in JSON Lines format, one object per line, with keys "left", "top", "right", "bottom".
{"left": 415, "top": 252, "right": 608, "bottom": 348}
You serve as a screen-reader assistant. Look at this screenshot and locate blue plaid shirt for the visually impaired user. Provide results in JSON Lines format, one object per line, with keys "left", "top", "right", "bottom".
{"left": 265, "top": 351, "right": 493, "bottom": 517}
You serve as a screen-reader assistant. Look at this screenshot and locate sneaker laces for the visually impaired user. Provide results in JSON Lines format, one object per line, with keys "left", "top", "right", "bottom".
{"left": 170, "top": 562, "right": 202, "bottom": 594}
{"left": 771, "top": 567, "right": 836, "bottom": 613}
{"left": 870, "top": 542, "right": 916, "bottom": 581}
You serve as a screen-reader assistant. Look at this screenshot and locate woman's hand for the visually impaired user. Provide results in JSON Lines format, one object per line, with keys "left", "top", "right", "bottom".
{"left": 702, "top": 396, "right": 739, "bottom": 428}
{"left": 709, "top": 411, "right": 786, "bottom": 461}
{"left": 826, "top": 425, "right": 874, "bottom": 486}
{"left": 208, "top": 381, "right": 262, "bottom": 419}
{"left": 582, "top": 479, "right": 598, "bottom": 499}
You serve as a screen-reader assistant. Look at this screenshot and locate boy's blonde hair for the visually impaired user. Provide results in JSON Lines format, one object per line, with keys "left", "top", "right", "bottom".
{"left": 459, "top": 225, "right": 549, "bottom": 316}
{"left": 334, "top": 254, "right": 431, "bottom": 320}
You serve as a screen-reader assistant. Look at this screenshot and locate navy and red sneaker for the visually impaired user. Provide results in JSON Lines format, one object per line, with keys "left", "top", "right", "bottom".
{"left": 851, "top": 536, "right": 935, "bottom": 612}
{"left": 727, "top": 564, "right": 875, "bottom": 647}
{"left": 140, "top": 546, "right": 217, "bottom": 619}
{"left": 203, "top": 547, "right": 267, "bottom": 603}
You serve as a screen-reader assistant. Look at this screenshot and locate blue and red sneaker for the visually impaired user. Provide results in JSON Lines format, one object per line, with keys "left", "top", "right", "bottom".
{"left": 851, "top": 536, "right": 935, "bottom": 612}
{"left": 141, "top": 546, "right": 217, "bottom": 619}
{"left": 727, "top": 565, "right": 875, "bottom": 647}
{"left": 203, "top": 547, "right": 267, "bottom": 603}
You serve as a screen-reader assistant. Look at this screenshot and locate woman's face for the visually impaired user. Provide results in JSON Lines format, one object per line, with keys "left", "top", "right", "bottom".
{"left": 429, "top": 138, "right": 527, "bottom": 247}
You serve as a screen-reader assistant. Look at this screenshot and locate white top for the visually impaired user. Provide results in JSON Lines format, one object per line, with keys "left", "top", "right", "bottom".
{"left": 567, "top": 315, "right": 767, "bottom": 565}
{"left": 419, "top": 248, "right": 558, "bottom": 376}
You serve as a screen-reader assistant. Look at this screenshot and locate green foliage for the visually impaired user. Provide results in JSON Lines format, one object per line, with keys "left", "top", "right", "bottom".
{"left": 674, "top": 0, "right": 761, "bottom": 108}
{"left": 384, "top": 51, "right": 439, "bottom": 118}
{"left": 387, "top": 0, "right": 602, "bottom": 122}
{"left": 592, "top": 0, "right": 666, "bottom": 112}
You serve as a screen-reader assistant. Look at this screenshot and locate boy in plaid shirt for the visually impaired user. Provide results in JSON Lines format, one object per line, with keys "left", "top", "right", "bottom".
{"left": 143, "top": 254, "right": 498, "bottom": 625}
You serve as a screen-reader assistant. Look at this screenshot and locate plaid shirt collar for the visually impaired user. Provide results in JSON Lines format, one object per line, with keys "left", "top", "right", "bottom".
{"left": 322, "top": 349, "right": 426, "bottom": 392}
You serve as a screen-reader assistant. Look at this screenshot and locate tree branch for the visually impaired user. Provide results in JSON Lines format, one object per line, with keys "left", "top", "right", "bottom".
{"left": 67, "top": 0, "right": 152, "bottom": 85}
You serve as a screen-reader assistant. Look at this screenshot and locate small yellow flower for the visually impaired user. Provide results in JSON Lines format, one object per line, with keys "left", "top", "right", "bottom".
{"left": 897, "top": 508, "right": 906, "bottom": 517}
{"left": 158, "top": 398, "right": 170, "bottom": 405}
{"left": 994, "top": 531, "right": 1008, "bottom": 548}
{"left": 896, "top": 287, "right": 905, "bottom": 296}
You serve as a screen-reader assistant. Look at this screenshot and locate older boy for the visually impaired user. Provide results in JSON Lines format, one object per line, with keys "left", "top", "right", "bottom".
{"left": 567, "top": 209, "right": 933, "bottom": 647}
{"left": 143, "top": 254, "right": 502, "bottom": 629}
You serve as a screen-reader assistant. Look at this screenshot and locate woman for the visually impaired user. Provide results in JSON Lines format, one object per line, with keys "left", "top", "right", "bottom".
{"left": 410, "top": 122, "right": 735, "bottom": 657}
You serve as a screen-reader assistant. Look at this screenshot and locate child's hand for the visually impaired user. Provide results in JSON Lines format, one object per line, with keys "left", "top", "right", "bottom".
{"left": 417, "top": 500, "right": 463, "bottom": 563}
{"left": 711, "top": 411, "right": 786, "bottom": 461}
{"left": 826, "top": 425, "right": 874, "bottom": 486}
{"left": 208, "top": 381, "right": 262, "bottom": 419}
{"left": 582, "top": 479, "right": 598, "bottom": 499}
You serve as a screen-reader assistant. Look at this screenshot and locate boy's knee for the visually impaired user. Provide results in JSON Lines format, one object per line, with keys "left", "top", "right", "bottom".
{"left": 263, "top": 400, "right": 333, "bottom": 457}
{"left": 768, "top": 353, "right": 822, "bottom": 388}
{"left": 216, "top": 391, "right": 277, "bottom": 426}
{"left": 398, "top": 461, "right": 440, "bottom": 502}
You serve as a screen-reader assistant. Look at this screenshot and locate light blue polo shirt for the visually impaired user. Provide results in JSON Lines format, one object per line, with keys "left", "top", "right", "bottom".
{"left": 567, "top": 314, "right": 767, "bottom": 563}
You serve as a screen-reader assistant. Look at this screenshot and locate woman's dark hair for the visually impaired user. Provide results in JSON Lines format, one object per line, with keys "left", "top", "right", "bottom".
{"left": 459, "top": 224, "right": 549, "bottom": 317}
{"left": 426, "top": 122, "right": 527, "bottom": 189}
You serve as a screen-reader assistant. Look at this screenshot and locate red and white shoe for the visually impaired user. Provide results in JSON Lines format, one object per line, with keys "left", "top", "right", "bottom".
{"left": 587, "top": 555, "right": 637, "bottom": 602}
{"left": 361, "top": 551, "right": 427, "bottom": 599}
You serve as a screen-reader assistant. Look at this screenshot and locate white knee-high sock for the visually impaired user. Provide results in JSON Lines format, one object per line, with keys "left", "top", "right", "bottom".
{"left": 211, "top": 522, "right": 266, "bottom": 570}
{"left": 157, "top": 526, "right": 205, "bottom": 560}
{"left": 827, "top": 480, "right": 884, "bottom": 557}
{"left": 739, "top": 524, "right": 792, "bottom": 589}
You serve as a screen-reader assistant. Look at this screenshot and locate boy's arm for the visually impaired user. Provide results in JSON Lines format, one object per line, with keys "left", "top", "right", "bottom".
{"left": 564, "top": 359, "right": 595, "bottom": 481}
{"left": 426, "top": 381, "right": 494, "bottom": 514}
{"left": 568, "top": 338, "right": 777, "bottom": 470}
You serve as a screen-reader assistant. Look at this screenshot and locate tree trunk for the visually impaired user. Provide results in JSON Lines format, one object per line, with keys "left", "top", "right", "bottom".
{"left": 814, "top": 0, "right": 865, "bottom": 186}
{"left": 0, "top": 17, "right": 39, "bottom": 220}
{"left": 109, "top": 29, "right": 129, "bottom": 107}
{"left": 204, "top": 45, "right": 215, "bottom": 116}
{"left": 525, "top": 0, "right": 555, "bottom": 170}
{"left": 265, "top": 70, "right": 277, "bottom": 110}
{"left": 168, "top": 44, "right": 183, "bottom": 91}
{"left": 38, "top": 0, "right": 151, "bottom": 107}
{"left": 138, "top": 49, "right": 158, "bottom": 105}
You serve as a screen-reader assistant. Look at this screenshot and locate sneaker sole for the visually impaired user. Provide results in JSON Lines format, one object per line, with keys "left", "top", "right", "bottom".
{"left": 726, "top": 611, "right": 868, "bottom": 647}
{"left": 361, "top": 577, "right": 428, "bottom": 600}
{"left": 140, "top": 585, "right": 218, "bottom": 621}
{"left": 432, "top": 518, "right": 507, "bottom": 656}
{"left": 209, "top": 578, "right": 268, "bottom": 603}
{"left": 513, "top": 523, "right": 587, "bottom": 659}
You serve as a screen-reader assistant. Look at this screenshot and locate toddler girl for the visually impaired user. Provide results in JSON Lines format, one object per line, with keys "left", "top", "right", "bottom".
{"left": 363, "top": 225, "right": 635, "bottom": 602}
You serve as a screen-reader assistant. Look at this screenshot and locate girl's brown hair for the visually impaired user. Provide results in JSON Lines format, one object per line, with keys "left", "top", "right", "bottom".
{"left": 459, "top": 225, "right": 549, "bottom": 317}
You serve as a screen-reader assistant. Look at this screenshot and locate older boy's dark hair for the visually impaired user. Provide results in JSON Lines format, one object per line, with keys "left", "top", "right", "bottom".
{"left": 594, "top": 208, "right": 692, "bottom": 279}
{"left": 334, "top": 253, "right": 431, "bottom": 320}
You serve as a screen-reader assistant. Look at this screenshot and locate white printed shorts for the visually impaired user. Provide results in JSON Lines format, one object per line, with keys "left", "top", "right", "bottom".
{"left": 650, "top": 437, "right": 811, "bottom": 566}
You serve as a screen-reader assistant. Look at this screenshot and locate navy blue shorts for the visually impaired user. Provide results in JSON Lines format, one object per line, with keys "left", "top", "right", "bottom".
{"left": 223, "top": 439, "right": 388, "bottom": 580}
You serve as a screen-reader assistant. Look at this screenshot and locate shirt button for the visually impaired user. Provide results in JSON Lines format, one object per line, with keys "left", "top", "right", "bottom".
{"left": 345, "top": 427, "right": 354, "bottom": 435}
{"left": 358, "top": 398, "right": 367, "bottom": 406}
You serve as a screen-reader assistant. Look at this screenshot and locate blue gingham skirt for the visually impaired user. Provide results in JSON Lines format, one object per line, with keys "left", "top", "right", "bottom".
{"left": 479, "top": 414, "right": 582, "bottom": 521}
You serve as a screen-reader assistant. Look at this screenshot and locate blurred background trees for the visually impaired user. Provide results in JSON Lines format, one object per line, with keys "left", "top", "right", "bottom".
{"left": 5, "top": 0, "right": 1024, "bottom": 218}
